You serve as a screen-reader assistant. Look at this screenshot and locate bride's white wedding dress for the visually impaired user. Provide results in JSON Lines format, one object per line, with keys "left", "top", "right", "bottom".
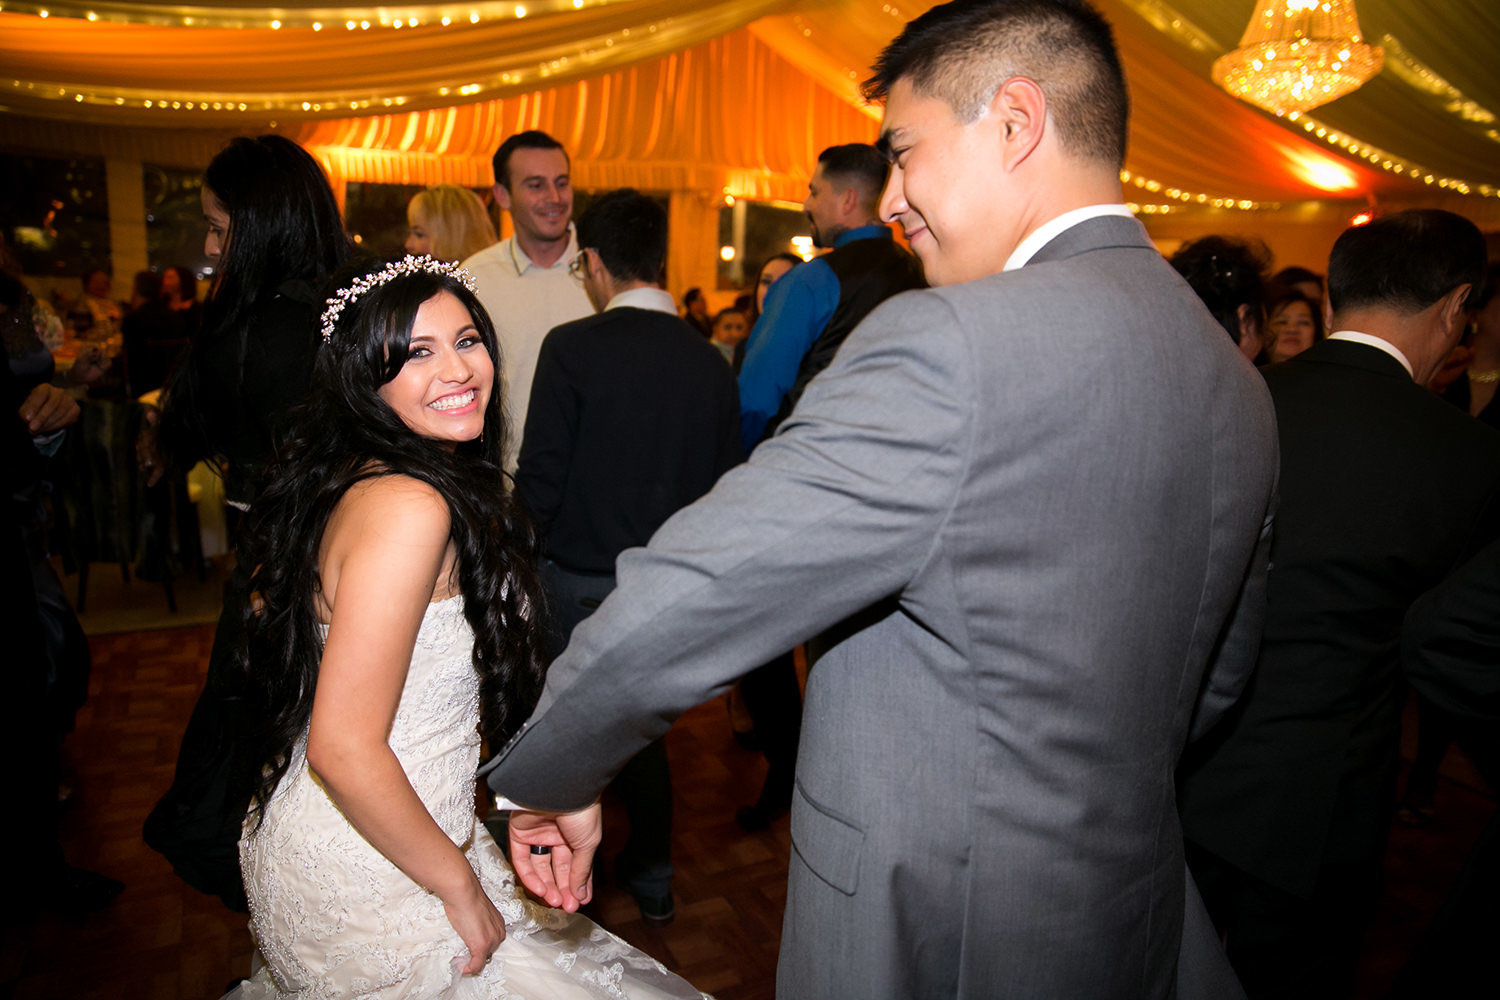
{"left": 231, "top": 595, "right": 708, "bottom": 999}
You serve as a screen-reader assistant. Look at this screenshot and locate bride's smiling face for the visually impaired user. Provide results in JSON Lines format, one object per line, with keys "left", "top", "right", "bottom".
{"left": 377, "top": 291, "right": 493, "bottom": 449}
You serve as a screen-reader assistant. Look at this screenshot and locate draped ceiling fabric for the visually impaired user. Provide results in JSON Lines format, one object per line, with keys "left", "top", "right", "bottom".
{"left": 293, "top": 27, "right": 880, "bottom": 203}
{"left": 0, "top": 1, "right": 807, "bottom": 124}
{"left": 2, "top": 0, "right": 1498, "bottom": 267}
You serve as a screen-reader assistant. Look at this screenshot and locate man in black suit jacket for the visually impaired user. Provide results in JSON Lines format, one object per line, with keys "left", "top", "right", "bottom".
{"left": 1179, "top": 209, "right": 1500, "bottom": 999}
{"left": 514, "top": 188, "right": 740, "bottom": 926}
{"left": 1388, "top": 538, "right": 1500, "bottom": 996}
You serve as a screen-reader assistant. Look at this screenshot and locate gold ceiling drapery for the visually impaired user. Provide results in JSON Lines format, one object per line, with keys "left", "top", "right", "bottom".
{"left": 0, "top": 3, "right": 885, "bottom": 297}
{"left": 2, "top": 0, "right": 1497, "bottom": 235}
{"left": 0, "top": 1, "right": 803, "bottom": 123}
{"left": 292, "top": 27, "right": 879, "bottom": 203}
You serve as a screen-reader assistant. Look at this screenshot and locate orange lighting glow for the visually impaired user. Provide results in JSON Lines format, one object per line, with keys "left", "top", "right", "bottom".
{"left": 1350, "top": 210, "right": 1374, "bottom": 226}
{"left": 1285, "top": 148, "right": 1361, "bottom": 193}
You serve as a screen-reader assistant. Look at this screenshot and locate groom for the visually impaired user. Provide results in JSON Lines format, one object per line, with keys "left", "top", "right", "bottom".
{"left": 489, "top": 1, "right": 1277, "bottom": 996}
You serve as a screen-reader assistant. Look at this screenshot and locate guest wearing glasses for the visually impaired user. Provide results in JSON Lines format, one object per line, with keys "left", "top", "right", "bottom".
{"left": 516, "top": 189, "right": 740, "bottom": 926}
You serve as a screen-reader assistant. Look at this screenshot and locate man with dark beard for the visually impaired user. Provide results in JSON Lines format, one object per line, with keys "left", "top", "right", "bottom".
{"left": 736, "top": 143, "right": 926, "bottom": 452}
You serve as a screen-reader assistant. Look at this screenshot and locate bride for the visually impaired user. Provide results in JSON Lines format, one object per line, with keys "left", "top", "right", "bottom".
{"left": 227, "top": 255, "right": 707, "bottom": 999}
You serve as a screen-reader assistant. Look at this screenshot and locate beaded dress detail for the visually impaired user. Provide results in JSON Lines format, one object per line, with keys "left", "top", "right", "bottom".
{"left": 233, "top": 595, "right": 708, "bottom": 999}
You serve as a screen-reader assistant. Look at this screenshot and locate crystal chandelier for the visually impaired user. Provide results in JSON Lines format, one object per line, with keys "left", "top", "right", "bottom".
{"left": 1212, "top": 0, "right": 1384, "bottom": 116}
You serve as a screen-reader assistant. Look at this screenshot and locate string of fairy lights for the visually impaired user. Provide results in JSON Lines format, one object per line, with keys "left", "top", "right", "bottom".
{"left": 1120, "top": 170, "right": 1279, "bottom": 214}
{"left": 7, "top": 1, "right": 1495, "bottom": 206}
{"left": 1380, "top": 33, "right": 1498, "bottom": 143}
{"left": 1283, "top": 109, "right": 1495, "bottom": 198}
{"left": 5, "top": 3, "right": 680, "bottom": 118}
{"left": 1, "top": 2, "right": 610, "bottom": 30}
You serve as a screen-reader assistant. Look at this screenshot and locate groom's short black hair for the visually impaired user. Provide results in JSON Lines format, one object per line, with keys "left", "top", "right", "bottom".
{"left": 863, "top": 0, "right": 1128, "bottom": 168}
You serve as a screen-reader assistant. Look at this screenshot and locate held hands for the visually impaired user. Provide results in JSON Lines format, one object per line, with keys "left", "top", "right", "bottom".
{"left": 507, "top": 803, "right": 603, "bottom": 913}
{"left": 440, "top": 875, "right": 506, "bottom": 976}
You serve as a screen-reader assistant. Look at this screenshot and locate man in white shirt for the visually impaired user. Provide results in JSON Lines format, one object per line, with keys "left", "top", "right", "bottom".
{"left": 462, "top": 130, "right": 592, "bottom": 472}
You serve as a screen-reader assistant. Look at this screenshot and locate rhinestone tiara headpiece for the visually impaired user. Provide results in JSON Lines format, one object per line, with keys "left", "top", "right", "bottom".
{"left": 320, "top": 255, "right": 479, "bottom": 343}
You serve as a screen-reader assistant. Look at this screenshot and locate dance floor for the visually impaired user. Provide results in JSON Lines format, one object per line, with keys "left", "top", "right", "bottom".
{"left": 2, "top": 599, "right": 1494, "bottom": 998}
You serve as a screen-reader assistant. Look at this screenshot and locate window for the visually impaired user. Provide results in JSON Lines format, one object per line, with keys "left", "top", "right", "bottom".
{"left": 344, "top": 181, "right": 427, "bottom": 259}
{"left": 717, "top": 200, "right": 812, "bottom": 291}
{"left": 0, "top": 153, "right": 110, "bottom": 276}
{"left": 143, "top": 163, "right": 211, "bottom": 276}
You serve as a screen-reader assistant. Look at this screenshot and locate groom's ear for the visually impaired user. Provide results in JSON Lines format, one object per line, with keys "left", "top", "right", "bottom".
{"left": 991, "top": 77, "right": 1048, "bottom": 173}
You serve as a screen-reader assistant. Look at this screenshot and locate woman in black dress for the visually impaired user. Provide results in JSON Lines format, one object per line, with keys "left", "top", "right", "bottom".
{"left": 144, "top": 135, "right": 356, "bottom": 910}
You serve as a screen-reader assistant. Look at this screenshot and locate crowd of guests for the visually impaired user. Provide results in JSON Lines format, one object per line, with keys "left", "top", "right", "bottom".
{"left": 2, "top": 235, "right": 209, "bottom": 914}
{"left": 7, "top": 1, "right": 1499, "bottom": 997}
{"left": 1169, "top": 219, "right": 1500, "bottom": 997}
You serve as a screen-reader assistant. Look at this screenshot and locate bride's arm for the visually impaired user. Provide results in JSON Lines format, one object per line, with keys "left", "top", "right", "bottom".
{"left": 305, "top": 475, "right": 504, "bottom": 975}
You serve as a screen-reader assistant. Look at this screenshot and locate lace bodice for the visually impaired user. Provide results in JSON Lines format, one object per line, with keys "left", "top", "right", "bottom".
{"left": 377, "top": 594, "right": 481, "bottom": 843}
{"left": 237, "top": 596, "right": 707, "bottom": 1000}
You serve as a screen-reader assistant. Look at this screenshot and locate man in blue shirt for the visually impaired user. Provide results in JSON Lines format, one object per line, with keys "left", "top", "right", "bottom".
{"left": 737, "top": 143, "right": 926, "bottom": 453}
{"left": 732, "top": 143, "right": 925, "bottom": 832}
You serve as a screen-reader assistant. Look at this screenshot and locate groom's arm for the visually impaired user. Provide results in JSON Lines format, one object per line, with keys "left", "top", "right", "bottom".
{"left": 484, "top": 290, "right": 973, "bottom": 811}
{"left": 1187, "top": 484, "right": 1277, "bottom": 744}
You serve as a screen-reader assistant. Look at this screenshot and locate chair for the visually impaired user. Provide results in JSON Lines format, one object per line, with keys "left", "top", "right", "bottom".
{"left": 55, "top": 397, "right": 178, "bottom": 613}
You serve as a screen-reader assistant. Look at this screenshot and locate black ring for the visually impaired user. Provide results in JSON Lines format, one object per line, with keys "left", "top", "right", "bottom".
{"left": 529, "top": 844, "right": 553, "bottom": 856}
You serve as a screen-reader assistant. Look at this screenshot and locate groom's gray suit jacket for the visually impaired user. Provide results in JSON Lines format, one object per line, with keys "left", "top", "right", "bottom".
{"left": 486, "top": 215, "right": 1277, "bottom": 999}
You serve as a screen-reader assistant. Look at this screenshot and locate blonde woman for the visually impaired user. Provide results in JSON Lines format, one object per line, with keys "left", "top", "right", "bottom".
{"left": 405, "top": 185, "right": 499, "bottom": 263}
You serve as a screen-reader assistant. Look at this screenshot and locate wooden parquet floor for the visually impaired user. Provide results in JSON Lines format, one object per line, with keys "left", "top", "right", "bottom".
{"left": 3, "top": 619, "right": 1495, "bottom": 999}
{"left": 2, "top": 624, "right": 789, "bottom": 1000}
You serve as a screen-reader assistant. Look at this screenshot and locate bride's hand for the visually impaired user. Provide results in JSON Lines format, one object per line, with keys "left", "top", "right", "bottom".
{"left": 440, "top": 877, "right": 506, "bottom": 975}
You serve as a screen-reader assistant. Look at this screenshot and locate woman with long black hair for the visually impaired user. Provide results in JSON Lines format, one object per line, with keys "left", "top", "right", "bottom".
{"left": 226, "top": 256, "right": 703, "bottom": 998}
{"left": 144, "top": 135, "right": 356, "bottom": 910}
{"left": 156, "top": 134, "right": 353, "bottom": 502}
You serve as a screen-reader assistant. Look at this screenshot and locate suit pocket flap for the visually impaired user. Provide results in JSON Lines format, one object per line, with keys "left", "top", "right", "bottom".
{"left": 790, "top": 782, "right": 865, "bottom": 896}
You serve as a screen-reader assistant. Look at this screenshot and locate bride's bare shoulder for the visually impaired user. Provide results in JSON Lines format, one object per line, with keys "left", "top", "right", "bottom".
{"left": 319, "top": 474, "right": 453, "bottom": 606}
{"left": 328, "top": 472, "right": 451, "bottom": 533}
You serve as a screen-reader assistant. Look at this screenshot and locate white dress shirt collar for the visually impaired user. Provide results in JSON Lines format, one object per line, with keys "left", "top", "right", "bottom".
{"left": 1326, "top": 330, "right": 1414, "bottom": 379}
{"left": 508, "top": 226, "right": 578, "bottom": 276}
{"left": 1004, "top": 204, "right": 1136, "bottom": 272}
{"left": 604, "top": 286, "right": 677, "bottom": 315}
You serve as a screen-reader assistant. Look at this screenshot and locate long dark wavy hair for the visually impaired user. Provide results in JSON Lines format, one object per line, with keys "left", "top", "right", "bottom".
{"left": 159, "top": 135, "right": 353, "bottom": 471}
{"left": 201, "top": 135, "right": 351, "bottom": 339}
{"left": 237, "top": 261, "right": 547, "bottom": 823}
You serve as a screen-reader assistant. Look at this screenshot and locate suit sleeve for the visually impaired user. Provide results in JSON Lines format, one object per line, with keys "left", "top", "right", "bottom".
{"left": 1186, "top": 442, "right": 1279, "bottom": 744}
{"left": 1402, "top": 537, "right": 1500, "bottom": 724}
{"left": 485, "top": 291, "right": 972, "bottom": 809}
{"left": 513, "top": 331, "right": 576, "bottom": 536}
